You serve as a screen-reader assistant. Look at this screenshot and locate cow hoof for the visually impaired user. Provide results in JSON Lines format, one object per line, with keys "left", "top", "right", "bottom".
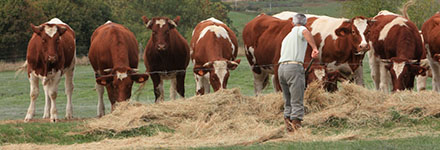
{"left": 42, "top": 114, "right": 50, "bottom": 119}
{"left": 65, "top": 115, "right": 73, "bottom": 120}
{"left": 24, "top": 118, "right": 31, "bottom": 123}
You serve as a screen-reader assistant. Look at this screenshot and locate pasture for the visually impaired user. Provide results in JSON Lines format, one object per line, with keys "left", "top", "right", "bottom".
{"left": 1, "top": 0, "right": 440, "bottom": 149}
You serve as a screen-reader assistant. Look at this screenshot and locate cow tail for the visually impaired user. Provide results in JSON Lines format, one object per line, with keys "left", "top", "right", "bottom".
{"left": 15, "top": 60, "right": 28, "bottom": 78}
{"left": 400, "top": 0, "right": 415, "bottom": 20}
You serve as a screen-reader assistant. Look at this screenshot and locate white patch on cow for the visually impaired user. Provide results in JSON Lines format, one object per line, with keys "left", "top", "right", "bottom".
{"left": 377, "top": 10, "right": 400, "bottom": 16}
{"left": 393, "top": 62, "right": 405, "bottom": 78}
{"left": 273, "top": 11, "right": 319, "bottom": 21}
{"left": 194, "top": 72, "right": 210, "bottom": 94}
{"left": 105, "top": 20, "right": 112, "bottom": 24}
{"left": 156, "top": 19, "right": 166, "bottom": 28}
{"left": 197, "top": 25, "right": 235, "bottom": 54}
{"left": 314, "top": 69, "right": 326, "bottom": 81}
{"left": 378, "top": 17, "right": 408, "bottom": 41}
{"left": 202, "top": 17, "right": 224, "bottom": 24}
{"left": 213, "top": 61, "right": 228, "bottom": 87}
{"left": 353, "top": 18, "right": 369, "bottom": 47}
{"left": 44, "top": 25, "right": 58, "bottom": 38}
{"left": 248, "top": 46, "right": 256, "bottom": 64}
{"left": 310, "top": 16, "right": 345, "bottom": 41}
{"left": 46, "top": 18, "right": 67, "bottom": 25}
{"left": 116, "top": 71, "right": 128, "bottom": 80}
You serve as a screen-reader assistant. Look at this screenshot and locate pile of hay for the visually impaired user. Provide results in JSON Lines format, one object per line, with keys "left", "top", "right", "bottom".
{"left": 3, "top": 82, "right": 440, "bottom": 149}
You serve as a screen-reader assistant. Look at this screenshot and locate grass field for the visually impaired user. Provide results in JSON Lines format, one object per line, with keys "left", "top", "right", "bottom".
{"left": 0, "top": 0, "right": 438, "bottom": 148}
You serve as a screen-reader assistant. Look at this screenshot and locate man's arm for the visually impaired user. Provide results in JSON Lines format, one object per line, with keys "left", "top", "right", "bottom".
{"left": 302, "top": 29, "right": 319, "bottom": 59}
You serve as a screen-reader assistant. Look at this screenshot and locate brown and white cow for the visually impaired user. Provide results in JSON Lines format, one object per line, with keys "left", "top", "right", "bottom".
{"left": 242, "top": 12, "right": 372, "bottom": 95}
{"left": 142, "top": 16, "right": 190, "bottom": 102}
{"left": 88, "top": 21, "right": 149, "bottom": 117}
{"left": 190, "top": 18, "right": 240, "bottom": 95}
{"left": 422, "top": 12, "right": 440, "bottom": 92}
{"left": 368, "top": 10, "right": 426, "bottom": 92}
{"left": 23, "top": 18, "right": 76, "bottom": 122}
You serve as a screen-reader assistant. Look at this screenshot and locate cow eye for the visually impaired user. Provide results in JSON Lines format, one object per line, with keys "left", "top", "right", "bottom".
{"left": 42, "top": 39, "right": 46, "bottom": 43}
{"left": 352, "top": 31, "right": 356, "bottom": 34}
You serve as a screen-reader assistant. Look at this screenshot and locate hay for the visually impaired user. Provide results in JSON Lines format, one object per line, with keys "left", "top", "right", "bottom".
{"left": 2, "top": 82, "right": 440, "bottom": 149}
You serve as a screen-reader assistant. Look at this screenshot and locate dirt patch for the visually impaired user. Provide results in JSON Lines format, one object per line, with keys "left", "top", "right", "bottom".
{"left": 2, "top": 82, "right": 440, "bottom": 149}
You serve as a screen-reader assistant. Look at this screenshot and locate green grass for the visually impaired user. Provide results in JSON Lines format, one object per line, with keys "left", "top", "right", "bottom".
{"left": 195, "top": 135, "right": 440, "bottom": 150}
{"left": 0, "top": 122, "right": 171, "bottom": 145}
{"left": 1, "top": 56, "right": 276, "bottom": 120}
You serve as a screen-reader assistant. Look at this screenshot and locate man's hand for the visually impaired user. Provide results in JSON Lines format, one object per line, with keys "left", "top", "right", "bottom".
{"left": 311, "top": 48, "right": 319, "bottom": 59}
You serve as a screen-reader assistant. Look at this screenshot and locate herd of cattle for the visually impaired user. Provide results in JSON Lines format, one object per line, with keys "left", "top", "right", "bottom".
{"left": 20, "top": 8, "right": 440, "bottom": 122}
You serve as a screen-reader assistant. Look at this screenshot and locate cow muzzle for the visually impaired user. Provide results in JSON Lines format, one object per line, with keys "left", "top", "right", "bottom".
{"left": 358, "top": 44, "right": 370, "bottom": 52}
{"left": 47, "top": 56, "right": 57, "bottom": 63}
{"left": 157, "top": 44, "right": 166, "bottom": 50}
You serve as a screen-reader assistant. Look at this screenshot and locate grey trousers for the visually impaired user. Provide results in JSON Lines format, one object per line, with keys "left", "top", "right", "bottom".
{"left": 278, "top": 63, "right": 305, "bottom": 121}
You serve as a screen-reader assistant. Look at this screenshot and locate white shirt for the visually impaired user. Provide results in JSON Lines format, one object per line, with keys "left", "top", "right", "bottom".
{"left": 278, "top": 26, "right": 308, "bottom": 64}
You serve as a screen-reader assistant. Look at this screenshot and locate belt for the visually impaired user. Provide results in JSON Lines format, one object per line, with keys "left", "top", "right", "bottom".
{"left": 279, "top": 61, "right": 303, "bottom": 65}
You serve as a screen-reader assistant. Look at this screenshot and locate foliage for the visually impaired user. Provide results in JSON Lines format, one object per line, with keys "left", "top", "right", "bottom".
{"left": 342, "top": 0, "right": 440, "bottom": 28}
{"left": 0, "top": 0, "right": 45, "bottom": 62}
{"left": 0, "top": 0, "right": 232, "bottom": 61}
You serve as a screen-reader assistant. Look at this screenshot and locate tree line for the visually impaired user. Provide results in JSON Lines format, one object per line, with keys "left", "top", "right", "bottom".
{"left": 0, "top": 0, "right": 231, "bottom": 62}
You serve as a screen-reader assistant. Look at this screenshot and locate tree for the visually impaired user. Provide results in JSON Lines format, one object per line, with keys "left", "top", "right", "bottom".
{"left": 0, "top": 0, "right": 45, "bottom": 61}
{"left": 342, "top": 0, "right": 440, "bottom": 28}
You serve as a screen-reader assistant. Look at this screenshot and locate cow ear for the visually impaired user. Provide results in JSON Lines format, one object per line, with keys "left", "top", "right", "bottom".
{"left": 227, "top": 59, "right": 241, "bottom": 70}
{"left": 131, "top": 73, "right": 149, "bottom": 83}
{"left": 142, "top": 16, "right": 152, "bottom": 29}
{"left": 335, "top": 27, "right": 351, "bottom": 36}
{"left": 168, "top": 16, "right": 179, "bottom": 29}
{"left": 410, "top": 64, "right": 427, "bottom": 76}
{"left": 31, "top": 24, "right": 43, "bottom": 35}
{"left": 96, "top": 75, "right": 114, "bottom": 86}
{"left": 194, "top": 68, "right": 208, "bottom": 76}
{"left": 57, "top": 26, "right": 67, "bottom": 36}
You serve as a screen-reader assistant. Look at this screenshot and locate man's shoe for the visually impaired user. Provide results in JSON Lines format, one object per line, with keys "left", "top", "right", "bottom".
{"left": 284, "top": 117, "right": 293, "bottom": 132}
{"left": 291, "top": 119, "right": 302, "bottom": 131}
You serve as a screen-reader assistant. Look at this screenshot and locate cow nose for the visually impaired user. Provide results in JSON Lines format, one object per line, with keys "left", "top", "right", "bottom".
{"left": 48, "top": 56, "right": 56, "bottom": 63}
{"left": 359, "top": 44, "right": 370, "bottom": 51}
{"left": 157, "top": 44, "right": 165, "bottom": 50}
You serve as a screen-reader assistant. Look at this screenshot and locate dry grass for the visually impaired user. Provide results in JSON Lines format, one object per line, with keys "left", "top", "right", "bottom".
{"left": 3, "top": 82, "right": 440, "bottom": 149}
{"left": 0, "top": 61, "right": 26, "bottom": 72}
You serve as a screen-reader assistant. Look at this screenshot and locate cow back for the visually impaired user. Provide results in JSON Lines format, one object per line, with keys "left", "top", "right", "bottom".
{"left": 191, "top": 18, "right": 238, "bottom": 67}
{"left": 88, "top": 22, "right": 139, "bottom": 74}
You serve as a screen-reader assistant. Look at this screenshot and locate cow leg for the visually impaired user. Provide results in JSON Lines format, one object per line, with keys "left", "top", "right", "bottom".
{"left": 24, "top": 74, "right": 39, "bottom": 122}
{"left": 42, "top": 85, "right": 51, "bottom": 119}
{"left": 96, "top": 83, "right": 105, "bottom": 117}
{"left": 253, "top": 70, "right": 269, "bottom": 96}
{"left": 64, "top": 69, "right": 74, "bottom": 119}
{"left": 46, "top": 71, "right": 62, "bottom": 122}
{"left": 430, "top": 61, "right": 440, "bottom": 92}
{"left": 273, "top": 65, "right": 282, "bottom": 92}
{"left": 176, "top": 72, "right": 186, "bottom": 98}
{"left": 379, "top": 61, "right": 391, "bottom": 93}
{"left": 368, "top": 50, "right": 380, "bottom": 90}
{"left": 151, "top": 74, "right": 164, "bottom": 103}
{"left": 353, "top": 66, "right": 364, "bottom": 86}
{"left": 170, "top": 77, "right": 177, "bottom": 100}
{"left": 416, "top": 75, "right": 428, "bottom": 91}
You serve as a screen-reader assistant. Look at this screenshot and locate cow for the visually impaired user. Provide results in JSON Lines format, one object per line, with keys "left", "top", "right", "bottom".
{"left": 22, "top": 18, "right": 76, "bottom": 122}
{"left": 88, "top": 21, "right": 149, "bottom": 117}
{"left": 190, "top": 18, "right": 240, "bottom": 95}
{"left": 242, "top": 12, "right": 372, "bottom": 95}
{"left": 367, "top": 10, "right": 426, "bottom": 92}
{"left": 306, "top": 64, "right": 344, "bottom": 92}
{"left": 142, "top": 16, "right": 190, "bottom": 102}
{"left": 421, "top": 12, "right": 440, "bottom": 92}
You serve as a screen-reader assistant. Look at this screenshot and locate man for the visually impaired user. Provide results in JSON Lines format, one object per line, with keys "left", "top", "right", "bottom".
{"left": 278, "top": 13, "right": 319, "bottom": 132}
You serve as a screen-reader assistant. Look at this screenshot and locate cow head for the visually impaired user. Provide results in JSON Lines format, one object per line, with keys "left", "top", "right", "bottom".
{"left": 335, "top": 16, "right": 375, "bottom": 54}
{"left": 306, "top": 64, "right": 344, "bottom": 92}
{"left": 96, "top": 67, "right": 149, "bottom": 102}
{"left": 31, "top": 24, "right": 67, "bottom": 64}
{"left": 383, "top": 57, "right": 427, "bottom": 91}
{"left": 195, "top": 59, "right": 240, "bottom": 91}
{"left": 142, "top": 16, "right": 180, "bottom": 51}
